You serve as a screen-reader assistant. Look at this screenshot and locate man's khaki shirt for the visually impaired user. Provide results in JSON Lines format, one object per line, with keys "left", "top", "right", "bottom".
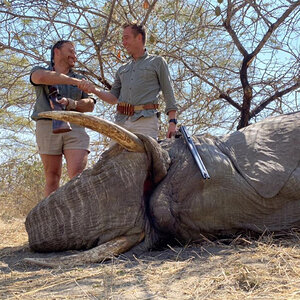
{"left": 110, "top": 51, "right": 178, "bottom": 123}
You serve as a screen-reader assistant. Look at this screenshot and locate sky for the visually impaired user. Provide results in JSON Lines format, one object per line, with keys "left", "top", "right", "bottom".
{"left": 0, "top": 0, "right": 299, "bottom": 164}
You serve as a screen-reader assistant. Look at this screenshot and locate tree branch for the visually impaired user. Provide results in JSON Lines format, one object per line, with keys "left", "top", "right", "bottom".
{"left": 250, "top": 79, "right": 300, "bottom": 119}
{"left": 141, "top": 0, "right": 159, "bottom": 25}
{"left": 219, "top": 93, "right": 242, "bottom": 111}
{"left": 0, "top": 41, "right": 42, "bottom": 62}
{"left": 177, "top": 55, "right": 242, "bottom": 111}
{"left": 97, "top": 0, "right": 117, "bottom": 48}
{"left": 251, "top": 1, "right": 300, "bottom": 58}
{"left": 223, "top": 1, "right": 248, "bottom": 57}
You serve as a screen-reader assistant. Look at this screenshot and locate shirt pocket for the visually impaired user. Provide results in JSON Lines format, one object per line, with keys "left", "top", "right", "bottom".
{"left": 119, "top": 65, "right": 131, "bottom": 82}
{"left": 139, "top": 65, "right": 157, "bottom": 82}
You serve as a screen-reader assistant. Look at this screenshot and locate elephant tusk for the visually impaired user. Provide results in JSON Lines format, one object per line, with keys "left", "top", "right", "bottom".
{"left": 23, "top": 232, "right": 144, "bottom": 268}
{"left": 38, "top": 111, "right": 145, "bottom": 153}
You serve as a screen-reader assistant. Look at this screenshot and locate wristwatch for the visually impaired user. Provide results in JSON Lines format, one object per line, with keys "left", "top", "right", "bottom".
{"left": 169, "top": 118, "right": 178, "bottom": 125}
{"left": 66, "top": 98, "right": 78, "bottom": 111}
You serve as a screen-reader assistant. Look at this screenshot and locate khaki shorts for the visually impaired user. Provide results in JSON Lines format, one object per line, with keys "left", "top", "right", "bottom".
{"left": 36, "top": 120, "right": 90, "bottom": 155}
{"left": 121, "top": 115, "right": 159, "bottom": 139}
{"left": 110, "top": 115, "right": 159, "bottom": 147}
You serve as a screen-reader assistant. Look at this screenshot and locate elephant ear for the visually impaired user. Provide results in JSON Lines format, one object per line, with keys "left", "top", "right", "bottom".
{"left": 217, "top": 112, "right": 300, "bottom": 198}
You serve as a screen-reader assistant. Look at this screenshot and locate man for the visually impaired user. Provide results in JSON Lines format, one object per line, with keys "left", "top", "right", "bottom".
{"left": 79, "top": 22, "right": 178, "bottom": 139}
{"left": 30, "top": 40, "right": 95, "bottom": 197}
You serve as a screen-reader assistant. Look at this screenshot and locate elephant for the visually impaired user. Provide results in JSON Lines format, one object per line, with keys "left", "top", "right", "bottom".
{"left": 24, "top": 111, "right": 300, "bottom": 267}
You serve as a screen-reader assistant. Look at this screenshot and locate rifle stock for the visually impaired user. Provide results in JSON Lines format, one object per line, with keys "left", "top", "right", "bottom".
{"left": 48, "top": 86, "right": 72, "bottom": 133}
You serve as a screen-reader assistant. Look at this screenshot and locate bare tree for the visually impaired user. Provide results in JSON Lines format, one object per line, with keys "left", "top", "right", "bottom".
{"left": 0, "top": 0, "right": 299, "bottom": 212}
{"left": 0, "top": 0, "right": 298, "bottom": 154}
{"left": 217, "top": 0, "right": 300, "bottom": 129}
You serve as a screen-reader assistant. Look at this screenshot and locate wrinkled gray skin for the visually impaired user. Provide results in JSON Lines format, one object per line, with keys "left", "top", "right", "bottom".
{"left": 25, "top": 112, "right": 300, "bottom": 258}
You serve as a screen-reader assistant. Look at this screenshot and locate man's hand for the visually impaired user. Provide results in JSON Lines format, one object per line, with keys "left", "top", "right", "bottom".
{"left": 77, "top": 79, "right": 96, "bottom": 94}
{"left": 167, "top": 122, "right": 177, "bottom": 138}
{"left": 57, "top": 97, "right": 77, "bottom": 110}
{"left": 57, "top": 97, "right": 69, "bottom": 106}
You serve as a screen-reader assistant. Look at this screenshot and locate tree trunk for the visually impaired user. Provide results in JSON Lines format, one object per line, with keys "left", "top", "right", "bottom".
{"left": 237, "top": 55, "right": 254, "bottom": 130}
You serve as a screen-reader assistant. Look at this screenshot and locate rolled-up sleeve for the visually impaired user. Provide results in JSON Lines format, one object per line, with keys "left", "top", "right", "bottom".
{"left": 30, "top": 66, "right": 46, "bottom": 86}
{"left": 109, "top": 71, "right": 121, "bottom": 99}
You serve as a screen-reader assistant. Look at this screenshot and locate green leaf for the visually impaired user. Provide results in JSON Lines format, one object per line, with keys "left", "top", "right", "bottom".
{"left": 215, "top": 6, "right": 221, "bottom": 16}
{"left": 149, "top": 34, "right": 156, "bottom": 44}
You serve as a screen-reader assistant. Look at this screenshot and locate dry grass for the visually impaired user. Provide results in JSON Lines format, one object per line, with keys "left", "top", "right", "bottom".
{"left": 1, "top": 218, "right": 300, "bottom": 299}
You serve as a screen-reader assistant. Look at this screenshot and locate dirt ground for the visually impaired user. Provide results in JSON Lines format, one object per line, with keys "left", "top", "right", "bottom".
{"left": 1, "top": 218, "right": 300, "bottom": 300}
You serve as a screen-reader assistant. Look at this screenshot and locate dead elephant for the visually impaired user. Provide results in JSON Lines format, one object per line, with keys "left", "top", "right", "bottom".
{"left": 24, "top": 111, "right": 300, "bottom": 267}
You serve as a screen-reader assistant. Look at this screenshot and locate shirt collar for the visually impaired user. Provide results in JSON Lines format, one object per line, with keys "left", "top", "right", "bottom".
{"left": 131, "top": 49, "right": 148, "bottom": 61}
{"left": 67, "top": 69, "right": 76, "bottom": 77}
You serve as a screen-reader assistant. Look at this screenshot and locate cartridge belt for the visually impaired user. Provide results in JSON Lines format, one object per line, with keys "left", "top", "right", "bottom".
{"left": 117, "top": 102, "right": 159, "bottom": 116}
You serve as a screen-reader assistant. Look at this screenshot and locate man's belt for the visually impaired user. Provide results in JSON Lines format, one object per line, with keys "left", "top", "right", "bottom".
{"left": 117, "top": 102, "right": 159, "bottom": 116}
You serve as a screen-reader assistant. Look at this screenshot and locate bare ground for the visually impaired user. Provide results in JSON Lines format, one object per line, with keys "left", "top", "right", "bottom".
{"left": 1, "top": 218, "right": 300, "bottom": 300}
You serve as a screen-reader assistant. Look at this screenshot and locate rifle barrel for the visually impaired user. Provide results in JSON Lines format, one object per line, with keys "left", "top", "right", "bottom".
{"left": 180, "top": 126, "right": 210, "bottom": 179}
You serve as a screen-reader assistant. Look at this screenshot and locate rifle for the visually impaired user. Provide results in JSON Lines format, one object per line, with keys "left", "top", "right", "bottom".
{"left": 48, "top": 45, "right": 72, "bottom": 133}
{"left": 179, "top": 126, "right": 210, "bottom": 179}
